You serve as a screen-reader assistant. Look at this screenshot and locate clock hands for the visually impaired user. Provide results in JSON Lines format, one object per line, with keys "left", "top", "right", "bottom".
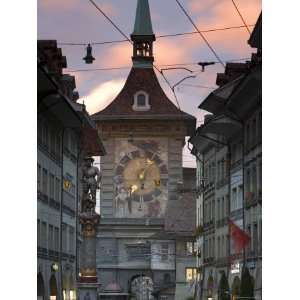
{"left": 138, "top": 159, "right": 154, "bottom": 182}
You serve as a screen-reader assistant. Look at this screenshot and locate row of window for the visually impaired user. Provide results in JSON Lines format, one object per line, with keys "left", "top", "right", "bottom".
{"left": 204, "top": 235, "right": 215, "bottom": 259}
{"left": 37, "top": 164, "right": 60, "bottom": 202}
{"left": 204, "top": 197, "right": 215, "bottom": 224}
{"left": 216, "top": 235, "right": 230, "bottom": 259}
{"left": 231, "top": 185, "right": 243, "bottom": 211}
{"left": 38, "top": 119, "right": 62, "bottom": 158}
{"left": 37, "top": 220, "right": 75, "bottom": 254}
{"left": 245, "top": 109, "right": 262, "bottom": 151}
{"left": 231, "top": 142, "right": 243, "bottom": 165}
{"left": 245, "top": 160, "right": 262, "bottom": 198}
{"left": 216, "top": 195, "right": 230, "bottom": 221}
{"left": 204, "top": 235, "right": 230, "bottom": 260}
{"left": 204, "top": 155, "right": 230, "bottom": 187}
{"left": 216, "top": 156, "right": 228, "bottom": 183}
{"left": 37, "top": 220, "right": 59, "bottom": 251}
{"left": 38, "top": 119, "right": 78, "bottom": 158}
{"left": 246, "top": 220, "right": 262, "bottom": 256}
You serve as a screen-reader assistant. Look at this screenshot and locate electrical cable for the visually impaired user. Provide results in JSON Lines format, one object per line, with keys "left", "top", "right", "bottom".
{"left": 230, "top": 0, "right": 251, "bottom": 35}
{"left": 174, "top": 0, "right": 225, "bottom": 68}
{"left": 88, "top": 0, "right": 132, "bottom": 45}
{"left": 57, "top": 24, "right": 254, "bottom": 46}
{"left": 65, "top": 57, "right": 250, "bottom": 73}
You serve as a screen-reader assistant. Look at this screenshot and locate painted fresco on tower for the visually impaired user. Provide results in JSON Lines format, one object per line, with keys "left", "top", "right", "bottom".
{"left": 113, "top": 138, "right": 168, "bottom": 218}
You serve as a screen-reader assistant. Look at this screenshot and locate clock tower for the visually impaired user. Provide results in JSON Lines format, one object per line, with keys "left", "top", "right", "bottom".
{"left": 92, "top": 0, "right": 196, "bottom": 296}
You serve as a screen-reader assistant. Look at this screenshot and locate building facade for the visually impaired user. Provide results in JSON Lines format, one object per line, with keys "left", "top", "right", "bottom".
{"left": 91, "top": 1, "right": 195, "bottom": 298}
{"left": 189, "top": 13, "right": 262, "bottom": 300}
{"left": 37, "top": 40, "right": 104, "bottom": 300}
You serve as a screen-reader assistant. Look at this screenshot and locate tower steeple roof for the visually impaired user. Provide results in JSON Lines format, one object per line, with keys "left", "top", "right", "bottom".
{"left": 132, "top": 0, "right": 154, "bottom": 36}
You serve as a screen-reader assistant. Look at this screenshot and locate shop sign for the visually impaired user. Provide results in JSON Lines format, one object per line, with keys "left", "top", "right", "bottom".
{"left": 231, "top": 262, "right": 240, "bottom": 274}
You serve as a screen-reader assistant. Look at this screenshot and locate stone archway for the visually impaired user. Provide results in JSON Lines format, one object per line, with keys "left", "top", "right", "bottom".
{"left": 37, "top": 272, "right": 45, "bottom": 300}
{"left": 231, "top": 276, "right": 240, "bottom": 300}
{"left": 50, "top": 274, "right": 58, "bottom": 300}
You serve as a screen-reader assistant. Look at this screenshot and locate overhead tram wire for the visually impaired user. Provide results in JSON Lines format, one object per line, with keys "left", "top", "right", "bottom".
{"left": 174, "top": 0, "right": 225, "bottom": 68}
{"left": 57, "top": 25, "right": 254, "bottom": 46}
{"left": 88, "top": 0, "right": 132, "bottom": 45}
{"left": 230, "top": 0, "right": 251, "bottom": 35}
{"left": 65, "top": 57, "right": 251, "bottom": 73}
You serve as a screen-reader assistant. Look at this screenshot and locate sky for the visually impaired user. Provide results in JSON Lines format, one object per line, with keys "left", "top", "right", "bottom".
{"left": 38, "top": 0, "right": 261, "bottom": 167}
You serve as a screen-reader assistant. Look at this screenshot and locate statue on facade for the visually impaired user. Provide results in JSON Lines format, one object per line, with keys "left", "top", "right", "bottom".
{"left": 82, "top": 156, "right": 101, "bottom": 212}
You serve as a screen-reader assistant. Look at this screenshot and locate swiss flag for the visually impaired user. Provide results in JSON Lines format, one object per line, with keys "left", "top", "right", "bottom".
{"left": 229, "top": 220, "right": 251, "bottom": 253}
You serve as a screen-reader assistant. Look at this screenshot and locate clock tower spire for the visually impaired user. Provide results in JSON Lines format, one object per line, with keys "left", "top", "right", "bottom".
{"left": 131, "top": 0, "right": 156, "bottom": 68}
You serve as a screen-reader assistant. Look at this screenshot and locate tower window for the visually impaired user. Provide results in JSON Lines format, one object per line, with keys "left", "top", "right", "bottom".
{"left": 132, "top": 91, "right": 151, "bottom": 111}
{"left": 137, "top": 94, "right": 146, "bottom": 106}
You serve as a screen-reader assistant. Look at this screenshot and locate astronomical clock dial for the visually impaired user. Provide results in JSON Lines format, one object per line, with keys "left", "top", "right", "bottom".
{"left": 114, "top": 148, "right": 168, "bottom": 217}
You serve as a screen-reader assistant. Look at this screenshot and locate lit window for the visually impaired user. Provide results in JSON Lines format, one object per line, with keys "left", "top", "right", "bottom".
{"left": 186, "top": 268, "right": 197, "bottom": 282}
{"left": 132, "top": 91, "right": 151, "bottom": 111}
{"left": 186, "top": 241, "right": 195, "bottom": 255}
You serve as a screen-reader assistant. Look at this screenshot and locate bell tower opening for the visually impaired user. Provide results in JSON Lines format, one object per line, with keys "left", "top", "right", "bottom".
{"left": 131, "top": 0, "right": 156, "bottom": 68}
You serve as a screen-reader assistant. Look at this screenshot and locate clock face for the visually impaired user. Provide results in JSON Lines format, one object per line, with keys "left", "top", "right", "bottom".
{"left": 115, "top": 150, "right": 168, "bottom": 203}
{"left": 114, "top": 139, "right": 168, "bottom": 218}
{"left": 123, "top": 156, "right": 161, "bottom": 197}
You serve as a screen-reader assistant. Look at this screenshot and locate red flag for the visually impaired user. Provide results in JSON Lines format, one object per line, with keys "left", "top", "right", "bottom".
{"left": 229, "top": 220, "right": 250, "bottom": 253}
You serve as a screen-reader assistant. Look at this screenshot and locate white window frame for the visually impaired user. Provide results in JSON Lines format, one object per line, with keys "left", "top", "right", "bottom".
{"left": 132, "top": 91, "right": 151, "bottom": 111}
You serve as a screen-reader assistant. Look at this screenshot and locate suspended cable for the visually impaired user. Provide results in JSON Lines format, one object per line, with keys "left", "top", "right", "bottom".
{"left": 231, "top": 0, "right": 251, "bottom": 35}
{"left": 88, "top": 0, "right": 132, "bottom": 44}
{"left": 65, "top": 57, "right": 250, "bottom": 73}
{"left": 174, "top": 0, "right": 225, "bottom": 68}
{"left": 57, "top": 25, "right": 254, "bottom": 46}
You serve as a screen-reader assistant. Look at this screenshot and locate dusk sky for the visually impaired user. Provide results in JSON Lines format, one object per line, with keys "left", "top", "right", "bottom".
{"left": 38, "top": 0, "right": 261, "bottom": 167}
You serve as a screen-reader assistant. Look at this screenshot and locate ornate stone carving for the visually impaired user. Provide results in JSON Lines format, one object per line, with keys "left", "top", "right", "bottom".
{"left": 80, "top": 212, "right": 100, "bottom": 237}
{"left": 81, "top": 156, "right": 101, "bottom": 213}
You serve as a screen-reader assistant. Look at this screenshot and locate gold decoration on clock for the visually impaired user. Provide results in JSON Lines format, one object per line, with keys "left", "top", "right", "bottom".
{"left": 123, "top": 156, "right": 160, "bottom": 196}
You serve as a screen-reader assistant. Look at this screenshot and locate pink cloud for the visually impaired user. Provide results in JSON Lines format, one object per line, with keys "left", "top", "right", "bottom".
{"left": 184, "top": 0, "right": 261, "bottom": 56}
{"left": 78, "top": 78, "right": 125, "bottom": 114}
